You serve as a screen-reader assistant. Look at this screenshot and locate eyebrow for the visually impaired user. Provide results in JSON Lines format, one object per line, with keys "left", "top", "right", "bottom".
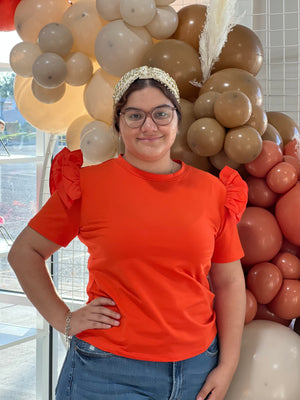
{"left": 123, "top": 104, "right": 173, "bottom": 112}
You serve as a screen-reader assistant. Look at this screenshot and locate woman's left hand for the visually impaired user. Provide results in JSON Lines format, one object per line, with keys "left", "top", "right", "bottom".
{"left": 196, "top": 364, "right": 235, "bottom": 400}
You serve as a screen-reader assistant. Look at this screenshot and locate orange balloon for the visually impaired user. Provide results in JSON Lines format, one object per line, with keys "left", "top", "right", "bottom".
{"left": 262, "top": 123, "right": 283, "bottom": 149}
{"left": 246, "top": 176, "right": 278, "bottom": 208}
{"left": 266, "top": 111, "right": 300, "bottom": 146}
{"left": 254, "top": 303, "right": 291, "bottom": 327}
{"left": 283, "top": 155, "right": 300, "bottom": 180}
{"left": 193, "top": 91, "right": 220, "bottom": 119}
{"left": 272, "top": 252, "right": 300, "bottom": 280}
{"left": 170, "top": 4, "right": 207, "bottom": 50}
{"left": 142, "top": 39, "right": 202, "bottom": 101}
{"left": 224, "top": 126, "right": 262, "bottom": 164}
{"left": 200, "top": 68, "right": 264, "bottom": 107}
{"left": 268, "top": 279, "right": 300, "bottom": 320}
{"left": 246, "top": 105, "right": 268, "bottom": 136}
{"left": 266, "top": 161, "right": 298, "bottom": 194}
{"left": 246, "top": 262, "right": 283, "bottom": 304}
{"left": 238, "top": 207, "right": 283, "bottom": 266}
{"left": 275, "top": 182, "right": 300, "bottom": 246}
{"left": 212, "top": 25, "right": 264, "bottom": 76}
{"left": 245, "top": 140, "right": 283, "bottom": 177}
{"left": 214, "top": 90, "right": 252, "bottom": 128}
{"left": 245, "top": 289, "right": 258, "bottom": 324}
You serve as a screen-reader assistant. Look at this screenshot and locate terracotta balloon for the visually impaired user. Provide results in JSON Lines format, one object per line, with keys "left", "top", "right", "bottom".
{"left": 214, "top": 90, "right": 252, "bottom": 128}
{"left": 193, "top": 91, "right": 220, "bottom": 119}
{"left": 14, "top": 0, "right": 70, "bottom": 42}
{"left": 284, "top": 138, "right": 300, "bottom": 162}
{"left": 272, "top": 252, "right": 300, "bottom": 280}
{"left": 212, "top": 25, "right": 264, "bottom": 76}
{"left": 170, "top": 4, "right": 207, "bottom": 50}
{"left": 142, "top": 39, "right": 202, "bottom": 101}
{"left": 224, "top": 126, "right": 262, "bottom": 164}
{"left": 38, "top": 23, "right": 73, "bottom": 57}
{"left": 283, "top": 155, "right": 300, "bottom": 180}
{"left": 246, "top": 105, "right": 268, "bottom": 136}
{"left": 187, "top": 118, "right": 225, "bottom": 157}
{"left": 266, "top": 111, "right": 300, "bottom": 146}
{"left": 200, "top": 68, "right": 264, "bottom": 107}
{"left": 268, "top": 279, "right": 300, "bottom": 320}
{"left": 173, "top": 98, "right": 195, "bottom": 148}
{"left": 245, "top": 140, "right": 283, "bottom": 177}
{"left": 31, "top": 79, "right": 66, "bottom": 104}
{"left": 237, "top": 207, "right": 283, "bottom": 266}
{"left": 246, "top": 176, "right": 278, "bottom": 208}
{"left": 146, "top": 6, "right": 178, "bottom": 40}
{"left": 9, "top": 42, "right": 42, "bottom": 77}
{"left": 275, "top": 182, "right": 300, "bottom": 246}
{"left": 224, "top": 320, "right": 300, "bottom": 400}
{"left": 245, "top": 289, "right": 258, "bottom": 324}
{"left": 209, "top": 150, "right": 240, "bottom": 171}
{"left": 266, "top": 162, "right": 297, "bottom": 194}
{"left": 66, "top": 114, "right": 95, "bottom": 151}
{"left": 120, "top": 0, "right": 156, "bottom": 27}
{"left": 254, "top": 304, "right": 291, "bottom": 327}
{"left": 171, "top": 143, "right": 210, "bottom": 171}
{"left": 96, "top": 0, "right": 122, "bottom": 21}
{"left": 280, "top": 237, "right": 300, "bottom": 259}
{"left": 246, "top": 262, "right": 283, "bottom": 304}
{"left": 262, "top": 123, "right": 283, "bottom": 149}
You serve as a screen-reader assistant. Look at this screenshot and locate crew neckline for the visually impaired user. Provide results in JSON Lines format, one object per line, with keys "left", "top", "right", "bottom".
{"left": 116, "top": 154, "right": 187, "bottom": 181}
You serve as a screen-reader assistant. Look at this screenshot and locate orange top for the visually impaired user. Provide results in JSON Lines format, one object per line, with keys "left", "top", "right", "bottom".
{"left": 29, "top": 149, "right": 248, "bottom": 362}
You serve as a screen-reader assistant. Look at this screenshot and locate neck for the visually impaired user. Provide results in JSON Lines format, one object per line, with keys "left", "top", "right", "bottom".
{"left": 122, "top": 153, "right": 178, "bottom": 175}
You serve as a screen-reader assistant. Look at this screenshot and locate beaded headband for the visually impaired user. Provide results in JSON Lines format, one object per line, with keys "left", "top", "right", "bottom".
{"left": 112, "top": 66, "right": 180, "bottom": 106}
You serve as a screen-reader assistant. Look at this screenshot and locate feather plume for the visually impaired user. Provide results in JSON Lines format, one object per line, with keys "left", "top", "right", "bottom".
{"left": 197, "top": 0, "right": 241, "bottom": 85}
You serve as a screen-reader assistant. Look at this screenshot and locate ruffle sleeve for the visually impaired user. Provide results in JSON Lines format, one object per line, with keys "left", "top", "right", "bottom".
{"left": 219, "top": 166, "right": 248, "bottom": 223}
{"left": 49, "top": 147, "right": 83, "bottom": 209}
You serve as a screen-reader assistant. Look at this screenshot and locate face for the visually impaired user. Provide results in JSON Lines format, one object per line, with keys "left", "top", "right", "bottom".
{"left": 119, "top": 86, "right": 178, "bottom": 165}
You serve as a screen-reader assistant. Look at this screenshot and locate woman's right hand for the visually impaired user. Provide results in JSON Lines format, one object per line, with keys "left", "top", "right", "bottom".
{"left": 68, "top": 297, "right": 121, "bottom": 336}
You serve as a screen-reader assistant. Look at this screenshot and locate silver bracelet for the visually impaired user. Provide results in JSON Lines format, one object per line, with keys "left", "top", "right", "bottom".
{"left": 65, "top": 310, "right": 72, "bottom": 346}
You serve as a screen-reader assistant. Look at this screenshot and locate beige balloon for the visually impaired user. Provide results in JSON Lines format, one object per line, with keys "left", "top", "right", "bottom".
{"left": 214, "top": 90, "right": 252, "bottom": 128}
{"left": 84, "top": 69, "right": 118, "bottom": 125}
{"left": 14, "top": 75, "right": 86, "bottom": 134}
{"left": 246, "top": 105, "right": 268, "bottom": 135}
{"left": 156, "top": 0, "right": 176, "bottom": 4}
{"left": 95, "top": 20, "right": 153, "bottom": 77}
{"left": 14, "top": 0, "right": 70, "bottom": 42}
{"left": 38, "top": 23, "right": 73, "bottom": 57}
{"left": 96, "top": 0, "right": 122, "bottom": 21}
{"left": 146, "top": 6, "right": 178, "bottom": 39}
{"left": 224, "top": 126, "right": 262, "bottom": 164}
{"left": 31, "top": 80, "right": 66, "bottom": 104}
{"left": 32, "top": 53, "right": 67, "bottom": 89}
{"left": 120, "top": 0, "right": 156, "bottom": 27}
{"left": 65, "top": 52, "right": 93, "bottom": 86}
{"left": 209, "top": 149, "right": 240, "bottom": 171}
{"left": 193, "top": 91, "right": 220, "bottom": 119}
{"left": 66, "top": 114, "right": 95, "bottom": 151}
{"left": 10, "top": 42, "right": 42, "bottom": 77}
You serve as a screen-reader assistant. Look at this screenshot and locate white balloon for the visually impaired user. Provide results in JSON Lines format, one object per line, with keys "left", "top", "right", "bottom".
{"left": 120, "top": 0, "right": 156, "bottom": 27}
{"left": 146, "top": 6, "right": 178, "bottom": 39}
{"left": 80, "top": 121, "right": 117, "bottom": 164}
{"left": 96, "top": 0, "right": 122, "bottom": 20}
{"left": 155, "top": 0, "right": 176, "bottom": 5}
{"left": 31, "top": 79, "right": 66, "bottom": 104}
{"left": 32, "top": 53, "right": 67, "bottom": 89}
{"left": 10, "top": 42, "right": 42, "bottom": 77}
{"left": 38, "top": 23, "right": 73, "bottom": 57}
{"left": 225, "top": 320, "right": 300, "bottom": 400}
{"left": 65, "top": 52, "right": 93, "bottom": 86}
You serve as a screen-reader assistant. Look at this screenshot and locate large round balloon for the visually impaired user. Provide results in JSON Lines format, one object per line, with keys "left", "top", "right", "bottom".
{"left": 214, "top": 90, "right": 252, "bottom": 128}
{"left": 275, "top": 182, "right": 300, "bottom": 246}
{"left": 266, "top": 161, "right": 298, "bottom": 194}
{"left": 14, "top": 75, "right": 86, "bottom": 134}
{"left": 10, "top": 41, "right": 42, "bottom": 77}
{"left": 268, "top": 279, "right": 300, "bottom": 320}
{"left": 224, "top": 126, "right": 262, "bottom": 164}
{"left": 224, "top": 320, "right": 300, "bottom": 400}
{"left": 170, "top": 4, "right": 207, "bottom": 51}
{"left": 246, "top": 176, "right": 278, "bottom": 208}
{"left": 95, "top": 20, "right": 153, "bottom": 77}
{"left": 146, "top": 6, "right": 178, "bottom": 40}
{"left": 0, "top": 0, "right": 22, "bottom": 31}
{"left": 245, "top": 140, "right": 283, "bottom": 177}
{"left": 212, "top": 24, "right": 264, "bottom": 76}
{"left": 200, "top": 68, "right": 264, "bottom": 107}
{"left": 238, "top": 207, "right": 283, "bottom": 266}
{"left": 267, "top": 111, "right": 300, "bottom": 146}
{"left": 14, "top": 0, "right": 70, "bottom": 42}
{"left": 272, "top": 252, "right": 300, "bottom": 280}
{"left": 141, "top": 39, "right": 202, "bottom": 101}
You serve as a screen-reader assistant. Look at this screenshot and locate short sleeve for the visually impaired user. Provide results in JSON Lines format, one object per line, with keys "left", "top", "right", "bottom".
{"left": 212, "top": 166, "right": 248, "bottom": 263}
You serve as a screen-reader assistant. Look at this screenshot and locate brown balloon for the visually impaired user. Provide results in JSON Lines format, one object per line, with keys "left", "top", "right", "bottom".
{"left": 174, "top": 98, "right": 195, "bottom": 148}
{"left": 224, "top": 126, "right": 262, "bottom": 164}
{"left": 254, "top": 303, "right": 291, "bottom": 327}
{"left": 268, "top": 279, "right": 300, "bottom": 320}
{"left": 246, "top": 176, "right": 278, "bottom": 208}
{"left": 170, "top": 4, "right": 207, "bottom": 50}
{"left": 272, "top": 252, "right": 300, "bottom": 280}
{"left": 141, "top": 39, "right": 202, "bottom": 101}
{"left": 246, "top": 105, "right": 268, "bottom": 136}
{"left": 193, "top": 91, "right": 220, "bottom": 119}
{"left": 200, "top": 68, "right": 264, "bottom": 107}
{"left": 280, "top": 238, "right": 300, "bottom": 259}
{"left": 171, "top": 142, "right": 210, "bottom": 171}
{"left": 214, "top": 90, "right": 252, "bottom": 128}
{"left": 262, "top": 123, "right": 283, "bottom": 149}
{"left": 245, "top": 289, "right": 258, "bottom": 324}
{"left": 245, "top": 140, "right": 283, "bottom": 177}
{"left": 266, "top": 111, "right": 300, "bottom": 146}
{"left": 209, "top": 149, "right": 240, "bottom": 171}
{"left": 212, "top": 25, "right": 264, "bottom": 76}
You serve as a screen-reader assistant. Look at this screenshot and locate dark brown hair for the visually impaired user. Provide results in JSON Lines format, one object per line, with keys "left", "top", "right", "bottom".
{"left": 113, "top": 79, "right": 181, "bottom": 133}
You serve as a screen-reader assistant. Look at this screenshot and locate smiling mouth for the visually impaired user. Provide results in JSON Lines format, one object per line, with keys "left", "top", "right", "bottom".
{"left": 137, "top": 136, "right": 163, "bottom": 141}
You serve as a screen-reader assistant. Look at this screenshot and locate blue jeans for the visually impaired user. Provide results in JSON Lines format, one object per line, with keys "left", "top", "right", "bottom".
{"left": 55, "top": 336, "right": 219, "bottom": 400}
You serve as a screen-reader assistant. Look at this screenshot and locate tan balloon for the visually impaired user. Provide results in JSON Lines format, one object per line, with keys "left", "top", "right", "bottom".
{"left": 14, "top": 0, "right": 70, "bottom": 42}
{"left": 224, "top": 126, "right": 263, "bottom": 164}
{"left": 142, "top": 39, "right": 202, "bottom": 101}
{"left": 246, "top": 105, "right": 268, "bottom": 136}
{"left": 14, "top": 75, "right": 86, "bottom": 134}
{"left": 209, "top": 149, "right": 240, "bottom": 171}
{"left": 66, "top": 114, "right": 95, "bottom": 151}
{"left": 62, "top": 0, "right": 107, "bottom": 59}
{"left": 96, "top": 0, "right": 122, "bottom": 21}
{"left": 146, "top": 6, "right": 178, "bottom": 39}
{"left": 172, "top": 98, "right": 195, "bottom": 149}
{"left": 214, "top": 90, "right": 252, "bottom": 128}
{"left": 266, "top": 111, "right": 300, "bottom": 146}
{"left": 10, "top": 42, "right": 42, "bottom": 77}
{"left": 171, "top": 142, "right": 210, "bottom": 171}
{"left": 187, "top": 118, "right": 225, "bottom": 157}
{"left": 32, "top": 53, "right": 67, "bottom": 89}
{"left": 193, "top": 91, "right": 220, "bottom": 119}
{"left": 262, "top": 124, "right": 284, "bottom": 149}
{"left": 65, "top": 52, "right": 93, "bottom": 86}
{"left": 120, "top": 0, "right": 156, "bottom": 27}
{"left": 213, "top": 25, "right": 264, "bottom": 76}
{"left": 31, "top": 80, "right": 66, "bottom": 104}
{"left": 200, "top": 68, "right": 264, "bottom": 107}
{"left": 84, "top": 69, "right": 118, "bottom": 125}
{"left": 95, "top": 20, "right": 153, "bottom": 77}
{"left": 38, "top": 23, "right": 73, "bottom": 57}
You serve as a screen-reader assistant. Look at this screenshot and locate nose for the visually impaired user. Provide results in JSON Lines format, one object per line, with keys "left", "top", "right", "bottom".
{"left": 141, "top": 114, "right": 158, "bottom": 131}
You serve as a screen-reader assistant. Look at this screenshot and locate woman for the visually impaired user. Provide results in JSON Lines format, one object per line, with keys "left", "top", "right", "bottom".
{"left": 8, "top": 66, "right": 247, "bottom": 400}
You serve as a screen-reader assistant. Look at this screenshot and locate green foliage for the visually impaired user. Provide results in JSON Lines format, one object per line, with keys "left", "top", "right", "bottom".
{"left": 0, "top": 72, "right": 15, "bottom": 99}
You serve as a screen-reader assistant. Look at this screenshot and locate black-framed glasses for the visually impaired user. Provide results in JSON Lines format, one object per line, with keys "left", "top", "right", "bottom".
{"left": 120, "top": 105, "right": 176, "bottom": 128}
